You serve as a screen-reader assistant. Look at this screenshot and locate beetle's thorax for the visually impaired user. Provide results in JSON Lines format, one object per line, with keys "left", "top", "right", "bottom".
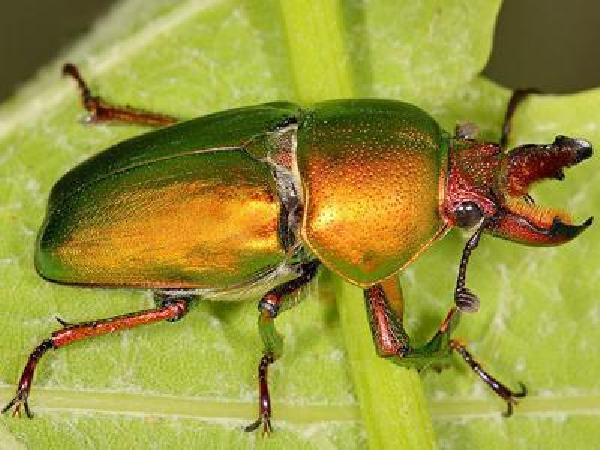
{"left": 295, "top": 100, "right": 448, "bottom": 286}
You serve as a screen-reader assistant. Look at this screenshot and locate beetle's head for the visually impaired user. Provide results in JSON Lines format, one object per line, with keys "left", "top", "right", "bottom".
{"left": 442, "top": 135, "right": 593, "bottom": 245}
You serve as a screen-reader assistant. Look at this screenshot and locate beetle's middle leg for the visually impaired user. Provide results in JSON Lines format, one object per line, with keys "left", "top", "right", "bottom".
{"left": 364, "top": 281, "right": 527, "bottom": 416}
{"left": 63, "top": 63, "right": 179, "bottom": 127}
{"left": 2, "top": 297, "right": 190, "bottom": 418}
{"left": 244, "top": 260, "right": 320, "bottom": 435}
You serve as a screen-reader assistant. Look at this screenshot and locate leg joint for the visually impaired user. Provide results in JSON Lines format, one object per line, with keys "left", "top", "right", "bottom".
{"left": 258, "top": 294, "right": 280, "bottom": 318}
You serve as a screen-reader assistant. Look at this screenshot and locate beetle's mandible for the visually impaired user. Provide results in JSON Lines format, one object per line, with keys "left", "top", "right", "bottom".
{"left": 3, "top": 64, "right": 593, "bottom": 433}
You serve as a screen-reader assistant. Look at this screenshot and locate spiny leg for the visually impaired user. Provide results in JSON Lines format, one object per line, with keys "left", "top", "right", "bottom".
{"left": 2, "top": 297, "right": 189, "bottom": 418}
{"left": 500, "top": 88, "right": 539, "bottom": 148}
{"left": 365, "top": 282, "right": 527, "bottom": 415}
{"left": 63, "top": 63, "right": 179, "bottom": 127}
{"left": 245, "top": 260, "right": 320, "bottom": 435}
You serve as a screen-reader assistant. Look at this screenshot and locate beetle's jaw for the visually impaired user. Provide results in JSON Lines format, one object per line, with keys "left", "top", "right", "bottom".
{"left": 488, "top": 201, "right": 593, "bottom": 246}
{"left": 489, "top": 136, "right": 593, "bottom": 246}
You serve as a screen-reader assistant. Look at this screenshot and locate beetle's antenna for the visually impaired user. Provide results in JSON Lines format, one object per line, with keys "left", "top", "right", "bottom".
{"left": 454, "top": 218, "right": 487, "bottom": 312}
{"left": 500, "top": 89, "right": 539, "bottom": 149}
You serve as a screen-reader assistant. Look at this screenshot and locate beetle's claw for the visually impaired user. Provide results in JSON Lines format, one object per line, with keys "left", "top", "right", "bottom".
{"left": 2, "top": 389, "right": 34, "bottom": 419}
{"left": 455, "top": 287, "right": 480, "bottom": 313}
{"left": 502, "top": 382, "right": 527, "bottom": 418}
{"left": 244, "top": 413, "right": 273, "bottom": 436}
{"left": 55, "top": 316, "right": 71, "bottom": 327}
{"left": 515, "top": 382, "right": 528, "bottom": 397}
{"left": 243, "top": 418, "right": 261, "bottom": 433}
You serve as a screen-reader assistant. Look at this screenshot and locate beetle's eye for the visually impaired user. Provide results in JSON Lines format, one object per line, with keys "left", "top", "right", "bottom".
{"left": 454, "top": 202, "right": 483, "bottom": 228}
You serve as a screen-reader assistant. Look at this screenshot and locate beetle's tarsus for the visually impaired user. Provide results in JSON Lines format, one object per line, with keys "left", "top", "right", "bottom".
{"left": 55, "top": 316, "right": 71, "bottom": 327}
{"left": 244, "top": 414, "right": 272, "bottom": 436}
{"left": 502, "top": 383, "right": 527, "bottom": 418}
{"left": 450, "top": 339, "right": 527, "bottom": 416}
{"left": 2, "top": 389, "right": 33, "bottom": 419}
{"left": 515, "top": 382, "right": 528, "bottom": 398}
{"left": 454, "top": 287, "right": 480, "bottom": 313}
{"left": 453, "top": 220, "right": 486, "bottom": 312}
{"left": 243, "top": 418, "right": 261, "bottom": 432}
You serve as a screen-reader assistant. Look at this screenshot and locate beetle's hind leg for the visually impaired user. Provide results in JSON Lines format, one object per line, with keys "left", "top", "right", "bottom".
{"left": 63, "top": 63, "right": 179, "bottom": 127}
{"left": 244, "top": 260, "right": 320, "bottom": 435}
{"left": 2, "top": 297, "right": 190, "bottom": 418}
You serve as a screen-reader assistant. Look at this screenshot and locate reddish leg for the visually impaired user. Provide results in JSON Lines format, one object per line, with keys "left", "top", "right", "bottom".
{"left": 3, "top": 299, "right": 188, "bottom": 418}
{"left": 364, "top": 278, "right": 409, "bottom": 357}
{"left": 244, "top": 260, "right": 320, "bottom": 435}
{"left": 449, "top": 338, "right": 527, "bottom": 417}
{"left": 63, "top": 63, "right": 179, "bottom": 127}
{"left": 365, "top": 280, "right": 527, "bottom": 415}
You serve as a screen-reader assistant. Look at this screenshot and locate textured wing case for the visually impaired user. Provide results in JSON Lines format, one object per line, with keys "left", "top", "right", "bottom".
{"left": 36, "top": 103, "right": 301, "bottom": 288}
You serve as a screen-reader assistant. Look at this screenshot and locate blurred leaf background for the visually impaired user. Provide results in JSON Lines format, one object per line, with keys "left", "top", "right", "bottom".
{"left": 0, "top": 0, "right": 598, "bottom": 449}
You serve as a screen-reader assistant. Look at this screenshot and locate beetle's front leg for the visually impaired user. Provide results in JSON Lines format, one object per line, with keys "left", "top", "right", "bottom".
{"left": 365, "top": 281, "right": 527, "bottom": 415}
{"left": 63, "top": 63, "right": 179, "bottom": 127}
{"left": 364, "top": 277, "right": 410, "bottom": 358}
{"left": 2, "top": 297, "right": 189, "bottom": 418}
{"left": 244, "top": 260, "right": 320, "bottom": 436}
{"left": 454, "top": 220, "right": 486, "bottom": 313}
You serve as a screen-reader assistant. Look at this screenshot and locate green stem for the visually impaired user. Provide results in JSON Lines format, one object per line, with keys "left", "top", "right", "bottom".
{"left": 335, "top": 279, "right": 437, "bottom": 450}
{"left": 280, "top": 1, "right": 437, "bottom": 448}
{"left": 280, "top": 0, "right": 353, "bottom": 102}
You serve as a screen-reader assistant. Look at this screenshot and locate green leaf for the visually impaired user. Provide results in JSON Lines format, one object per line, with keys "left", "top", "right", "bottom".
{"left": 1, "top": 1, "right": 598, "bottom": 449}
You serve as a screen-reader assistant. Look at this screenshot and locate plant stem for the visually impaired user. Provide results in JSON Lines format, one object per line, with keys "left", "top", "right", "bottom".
{"left": 335, "top": 278, "right": 437, "bottom": 450}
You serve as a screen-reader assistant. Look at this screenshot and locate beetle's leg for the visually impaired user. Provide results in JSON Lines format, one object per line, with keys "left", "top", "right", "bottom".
{"left": 449, "top": 338, "right": 527, "bottom": 417}
{"left": 500, "top": 88, "right": 539, "bottom": 148}
{"left": 2, "top": 298, "right": 189, "bottom": 418}
{"left": 454, "top": 220, "right": 486, "bottom": 313}
{"left": 364, "top": 277, "right": 410, "bottom": 357}
{"left": 63, "top": 63, "right": 179, "bottom": 127}
{"left": 421, "top": 307, "right": 527, "bottom": 416}
{"left": 244, "top": 260, "right": 320, "bottom": 435}
{"left": 364, "top": 281, "right": 527, "bottom": 416}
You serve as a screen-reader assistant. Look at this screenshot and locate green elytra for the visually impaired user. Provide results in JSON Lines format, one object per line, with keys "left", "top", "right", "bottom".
{"left": 37, "top": 99, "right": 445, "bottom": 289}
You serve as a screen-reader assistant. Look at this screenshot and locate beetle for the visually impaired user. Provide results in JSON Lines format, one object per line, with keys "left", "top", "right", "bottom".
{"left": 2, "top": 64, "right": 593, "bottom": 433}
